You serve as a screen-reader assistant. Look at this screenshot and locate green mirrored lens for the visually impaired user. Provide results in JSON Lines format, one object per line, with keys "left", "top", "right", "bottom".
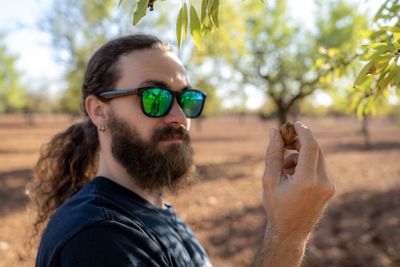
{"left": 181, "top": 90, "right": 205, "bottom": 118}
{"left": 142, "top": 88, "right": 172, "bottom": 117}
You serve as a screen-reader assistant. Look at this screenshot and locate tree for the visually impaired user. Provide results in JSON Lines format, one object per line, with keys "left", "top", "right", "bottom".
{"left": 42, "top": 0, "right": 223, "bottom": 116}
{"left": 190, "top": 0, "right": 368, "bottom": 124}
{"left": 0, "top": 36, "right": 28, "bottom": 113}
{"left": 41, "top": 0, "right": 158, "bottom": 115}
{"left": 126, "top": 0, "right": 399, "bottom": 118}
{"left": 40, "top": 0, "right": 111, "bottom": 114}
{"left": 194, "top": 78, "right": 222, "bottom": 117}
{"left": 121, "top": 0, "right": 221, "bottom": 49}
{"left": 350, "top": 0, "right": 400, "bottom": 117}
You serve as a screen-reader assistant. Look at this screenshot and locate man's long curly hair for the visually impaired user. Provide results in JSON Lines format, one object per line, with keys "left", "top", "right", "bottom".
{"left": 27, "top": 34, "right": 170, "bottom": 243}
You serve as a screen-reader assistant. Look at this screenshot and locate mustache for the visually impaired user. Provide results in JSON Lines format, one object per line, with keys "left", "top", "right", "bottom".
{"left": 151, "top": 125, "right": 191, "bottom": 143}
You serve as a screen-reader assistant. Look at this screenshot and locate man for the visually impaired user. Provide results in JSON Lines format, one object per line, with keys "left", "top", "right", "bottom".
{"left": 30, "top": 34, "right": 335, "bottom": 267}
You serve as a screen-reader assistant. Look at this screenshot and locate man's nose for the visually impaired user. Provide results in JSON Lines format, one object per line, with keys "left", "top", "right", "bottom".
{"left": 163, "top": 98, "right": 188, "bottom": 126}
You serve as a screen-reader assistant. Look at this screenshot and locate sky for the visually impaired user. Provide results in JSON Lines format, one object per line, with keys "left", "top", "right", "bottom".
{"left": 0, "top": 0, "right": 62, "bottom": 94}
{"left": 0, "top": 0, "right": 390, "bottom": 109}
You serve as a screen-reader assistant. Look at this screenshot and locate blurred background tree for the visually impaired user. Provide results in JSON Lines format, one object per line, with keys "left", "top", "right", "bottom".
{"left": 39, "top": 0, "right": 222, "bottom": 118}
{"left": 127, "top": 0, "right": 399, "bottom": 122}
{"left": 0, "top": 35, "right": 29, "bottom": 113}
{"left": 2, "top": 0, "right": 397, "bottom": 124}
{"left": 189, "top": 0, "right": 369, "bottom": 125}
{"left": 351, "top": 0, "right": 400, "bottom": 117}
{"left": 39, "top": 0, "right": 125, "bottom": 115}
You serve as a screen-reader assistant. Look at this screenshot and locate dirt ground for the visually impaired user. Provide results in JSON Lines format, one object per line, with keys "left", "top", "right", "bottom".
{"left": 0, "top": 114, "right": 399, "bottom": 267}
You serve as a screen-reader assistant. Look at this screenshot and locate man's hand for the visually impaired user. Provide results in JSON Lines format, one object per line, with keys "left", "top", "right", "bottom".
{"left": 253, "top": 121, "right": 335, "bottom": 267}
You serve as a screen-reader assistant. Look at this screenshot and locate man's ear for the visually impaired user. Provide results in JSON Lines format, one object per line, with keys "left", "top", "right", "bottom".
{"left": 85, "top": 95, "right": 108, "bottom": 128}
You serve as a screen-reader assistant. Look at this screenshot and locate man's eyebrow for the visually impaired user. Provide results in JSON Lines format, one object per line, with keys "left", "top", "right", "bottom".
{"left": 137, "top": 79, "right": 192, "bottom": 90}
{"left": 138, "top": 80, "right": 169, "bottom": 88}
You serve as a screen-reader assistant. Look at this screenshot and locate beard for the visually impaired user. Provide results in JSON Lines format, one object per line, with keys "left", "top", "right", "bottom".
{"left": 107, "top": 110, "right": 196, "bottom": 195}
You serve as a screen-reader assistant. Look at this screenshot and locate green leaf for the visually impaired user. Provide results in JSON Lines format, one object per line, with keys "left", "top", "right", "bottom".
{"left": 377, "top": 62, "right": 399, "bottom": 90}
{"left": 132, "top": 0, "right": 148, "bottom": 25}
{"left": 354, "top": 51, "right": 395, "bottom": 86}
{"left": 118, "top": 0, "right": 124, "bottom": 8}
{"left": 381, "top": 26, "right": 400, "bottom": 33}
{"left": 396, "top": 68, "right": 400, "bottom": 85}
{"left": 200, "top": 18, "right": 210, "bottom": 37}
{"left": 360, "top": 51, "right": 375, "bottom": 61}
{"left": 373, "top": 55, "right": 392, "bottom": 70}
{"left": 210, "top": 0, "right": 219, "bottom": 28}
{"left": 350, "top": 93, "right": 362, "bottom": 113}
{"left": 362, "top": 42, "right": 394, "bottom": 52}
{"left": 201, "top": 0, "right": 209, "bottom": 22}
{"left": 201, "top": 14, "right": 213, "bottom": 33}
{"left": 364, "top": 97, "right": 376, "bottom": 115}
{"left": 176, "top": 5, "right": 184, "bottom": 49}
{"left": 190, "top": 5, "right": 202, "bottom": 48}
{"left": 182, "top": 3, "right": 188, "bottom": 41}
{"left": 354, "top": 60, "right": 374, "bottom": 86}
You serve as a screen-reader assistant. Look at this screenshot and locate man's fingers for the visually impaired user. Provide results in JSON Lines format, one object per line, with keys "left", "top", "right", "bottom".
{"left": 282, "top": 152, "right": 299, "bottom": 169}
{"left": 316, "top": 148, "right": 333, "bottom": 185}
{"left": 282, "top": 152, "right": 299, "bottom": 175}
{"left": 293, "top": 121, "right": 319, "bottom": 182}
{"left": 264, "top": 128, "right": 284, "bottom": 187}
{"left": 285, "top": 138, "right": 301, "bottom": 151}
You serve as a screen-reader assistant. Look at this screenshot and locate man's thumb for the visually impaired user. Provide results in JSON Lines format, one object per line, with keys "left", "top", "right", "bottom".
{"left": 264, "top": 128, "right": 284, "bottom": 184}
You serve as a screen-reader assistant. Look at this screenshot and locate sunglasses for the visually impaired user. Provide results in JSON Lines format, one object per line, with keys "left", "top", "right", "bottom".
{"left": 96, "top": 86, "right": 206, "bottom": 118}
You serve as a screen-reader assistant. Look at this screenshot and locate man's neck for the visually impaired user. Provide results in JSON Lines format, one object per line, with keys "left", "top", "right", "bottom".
{"left": 96, "top": 155, "right": 166, "bottom": 209}
{"left": 132, "top": 183, "right": 165, "bottom": 209}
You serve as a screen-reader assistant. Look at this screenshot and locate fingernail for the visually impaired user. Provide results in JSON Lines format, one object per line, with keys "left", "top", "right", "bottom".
{"left": 269, "top": 128, "right": 276, "bottom": 140}
{"left": 295, "top": 121, "right": 306, "bottom": 127}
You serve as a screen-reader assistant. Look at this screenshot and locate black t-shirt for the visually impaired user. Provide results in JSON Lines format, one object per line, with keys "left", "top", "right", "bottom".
{"left": 36, "top": 176, "right": 212, "bottom": 267}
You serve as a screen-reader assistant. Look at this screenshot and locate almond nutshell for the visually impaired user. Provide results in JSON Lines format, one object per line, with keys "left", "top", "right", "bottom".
{"left": 279, "top": 122, "right": 297, "bottom": 146}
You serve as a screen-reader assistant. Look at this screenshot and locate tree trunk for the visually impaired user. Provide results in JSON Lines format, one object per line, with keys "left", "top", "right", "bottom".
{"left": 277, "top": 105, "right": 288, "bottom": 126}
{"left": 361, "top": 114, "right": 371, "bottom": 149}
{"left": 23, "top": 107, "right": 35, "bottom": 126}
{"left": 290, "top": 103, "right": 300, "bottom": 122}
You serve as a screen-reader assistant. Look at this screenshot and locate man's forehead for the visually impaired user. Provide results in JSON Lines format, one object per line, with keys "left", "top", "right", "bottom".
{"left": 136, "top": 79, "right": 191, "bottom": 89}
{"left": 117, "top": 49, "right": 190, "bottom": 89}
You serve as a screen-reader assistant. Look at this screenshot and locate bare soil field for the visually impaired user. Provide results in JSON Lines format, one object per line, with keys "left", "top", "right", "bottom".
{"left": 0, "top": 114, "right": 399, "bottom": 267}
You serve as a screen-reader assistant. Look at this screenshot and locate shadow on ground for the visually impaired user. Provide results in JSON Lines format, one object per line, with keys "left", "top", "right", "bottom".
{"left": 0, "top": 168, "right": 32, "bottom": 216}
{"left": 0, "top": 149, "right": 38, "bottom": 154}
{"left": 328, "top": 141, "right": 400, "bottom": 153}
{"left": 305, "top": 188, "right": 400, "bottom": 267}
{"left": 196, "top": 155, "right": 263, "bottom": 182}
{"left": 193, "top": 188, "right": 400, "bottom": 267}
{"left": 192, "top": 136, "right": 249, "bottom": 143}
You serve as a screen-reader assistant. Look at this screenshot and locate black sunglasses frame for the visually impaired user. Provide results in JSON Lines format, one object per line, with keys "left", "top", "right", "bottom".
{"left": 95, "top": 86, "right": 207, "bottom": 118}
